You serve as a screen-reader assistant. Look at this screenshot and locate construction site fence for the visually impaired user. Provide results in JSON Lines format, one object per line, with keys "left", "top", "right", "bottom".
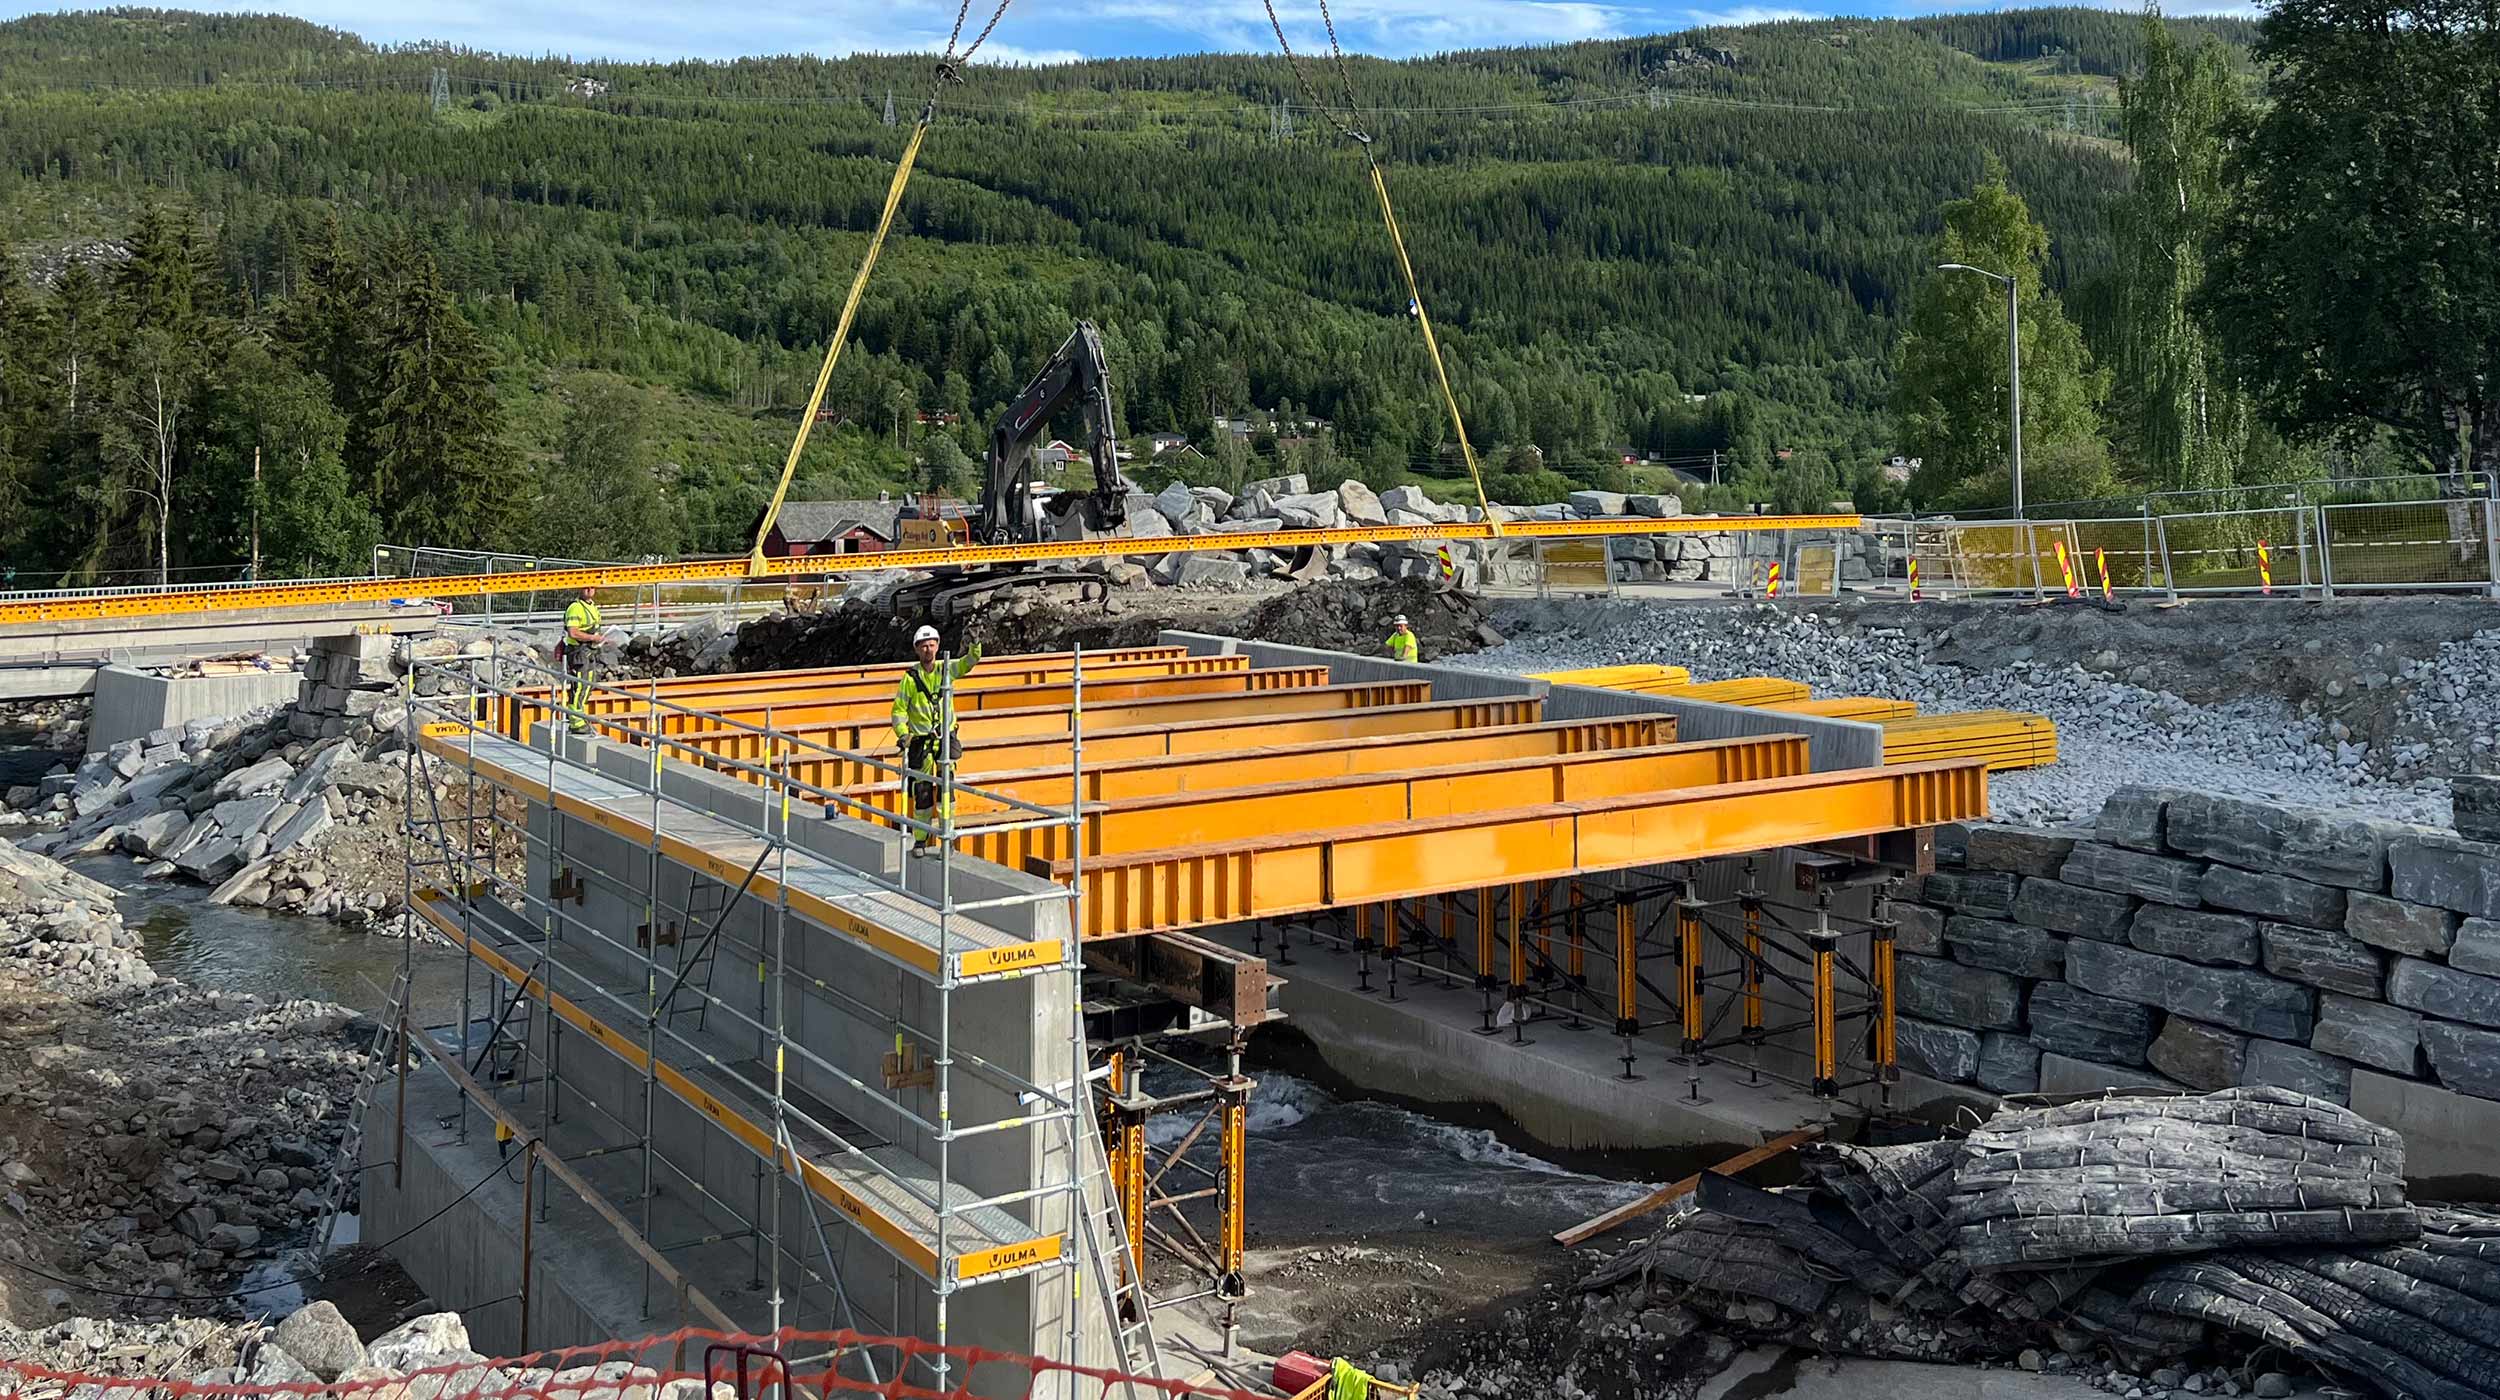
{"left": 1850, "top": 499, "right": 2500, "bottom": 602}
{"left": 375, "top": 545, "right": 793, "bottom": 627}
{"left": 1904, "top": 469, "right": 2494, "bottom": 523}
{"left": 0, "top": 1326, "right": 1252, "bottom": 1400}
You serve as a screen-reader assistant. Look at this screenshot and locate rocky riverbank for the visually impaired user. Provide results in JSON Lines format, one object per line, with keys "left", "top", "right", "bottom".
{"left": 0, "top": 842, "right": 370, "bottom": 1325}
{"left": 6, "top": 699, "right": 523, "bottom": 925}
{"left": 0, "top": 1303, "right": 722, "bottom": 1399}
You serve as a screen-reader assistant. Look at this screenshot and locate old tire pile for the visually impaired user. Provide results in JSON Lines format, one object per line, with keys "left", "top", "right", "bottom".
{"left": 1583, "top": 1087, "right": 2499, "bottom": 1399}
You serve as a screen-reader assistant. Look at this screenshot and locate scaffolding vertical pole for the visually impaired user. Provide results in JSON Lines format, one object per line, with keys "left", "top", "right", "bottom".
{"left": 933, "top": 657, "right": 957, "bottom": 1396}
{"left": 1438, "top": 893, "right": 1458, "bottom": 987}
{"left": 1219, "top": 1042, "right": 1247, "bottom": 1357}
{"left": 767, "top": 722, "right": 788, "bottom": 1320}
{"left": 1064, "top": 649, "right": 1088, "bottom": 1398}
{"left": 639, "top": 679, "right": 664, "bottom": 1318}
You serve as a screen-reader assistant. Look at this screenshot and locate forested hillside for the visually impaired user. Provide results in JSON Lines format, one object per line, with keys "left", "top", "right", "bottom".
{"left": 0, "top": 6, "right": 2255, "bottom": 578}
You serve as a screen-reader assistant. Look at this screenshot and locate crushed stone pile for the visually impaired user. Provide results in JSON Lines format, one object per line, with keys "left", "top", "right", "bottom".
{"left": 0, "top": 843, "right": 368, "bottom": 1321}
{"left": 1458, "top": 599, "right": 2450, "bottom": 827}
{"left": 1568, "top": 1088, "right": 2489, "bottom": 1400}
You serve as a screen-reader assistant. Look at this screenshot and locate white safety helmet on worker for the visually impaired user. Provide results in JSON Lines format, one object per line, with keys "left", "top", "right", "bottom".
{"left": 913, "top": 625, "right": 941, "bottom": 645}
{"left": 1392, "top": 614, "right": 1409, "bottom": 626}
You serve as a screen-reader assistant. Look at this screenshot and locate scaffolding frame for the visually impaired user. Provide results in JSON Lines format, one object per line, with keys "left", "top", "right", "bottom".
{"left": 374, "top": 643, "right": 1163, "bottom": 1394}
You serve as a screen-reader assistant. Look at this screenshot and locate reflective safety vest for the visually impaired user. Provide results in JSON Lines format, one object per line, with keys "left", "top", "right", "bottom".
{"left": 563, "top": 599, "right": 602, "bottom": 649}
{"left": 892, "top": 643, "right": 983, "bottom": 741}
{"left": 1385, "top": 630, "right": 1418, "bottom": 663}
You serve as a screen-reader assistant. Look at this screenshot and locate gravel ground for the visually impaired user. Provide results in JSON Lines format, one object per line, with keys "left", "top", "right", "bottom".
{"left": 1458, "top": 598, "right": 2454, "bottom": 828}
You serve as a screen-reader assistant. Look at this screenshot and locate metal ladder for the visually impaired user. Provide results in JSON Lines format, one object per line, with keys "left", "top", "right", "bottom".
{"left": 667, "top": 874, "right": 730, "bottom": 1032}
{"left": 314, "top": 966, "right": 410, "bottom": 1262}
{"left": 1076, "top": 1113, "right": 1166, "bottom": 1388}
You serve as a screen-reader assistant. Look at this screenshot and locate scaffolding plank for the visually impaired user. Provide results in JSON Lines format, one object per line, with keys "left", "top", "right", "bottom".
{"left": 419, "top": 729, "right": 1063, "bottom": 982}
{"left": 411, "top": 894, "right": 1064, "bottom": 1286}
{"left": 950, "top": 735, "right": 1815, "bottom": 866}
{"left": 1048, "top": 761, "right": 1991, "bottom": 938}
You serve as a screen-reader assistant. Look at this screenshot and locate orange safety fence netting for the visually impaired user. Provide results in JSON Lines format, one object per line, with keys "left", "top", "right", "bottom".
{"left": 0, "top": 1328, "right": 1264, "bottom": 1400}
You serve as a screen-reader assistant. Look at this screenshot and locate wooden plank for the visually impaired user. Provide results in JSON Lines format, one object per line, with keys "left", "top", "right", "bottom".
{"left": 1552, "top": 1127, "right": 1823, "bottom": 1247}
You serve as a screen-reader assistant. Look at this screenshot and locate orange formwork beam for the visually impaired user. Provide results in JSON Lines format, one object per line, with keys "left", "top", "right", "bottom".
{"left": 663, "top": 681, "right": 1441, "bottom": 785}
{"left": 623, "top": 666, "right": 1337, "bottom": 738}
{"left": 1050, "top": 761, "right": 1989, "bottom": 939}
{"left": 555, "top": 647, "right": 1190, "bottom": 703}
{"left": 838, "top": 717, "right": 1675, "bottom": 817}
{"left": 951, "top": 735, "right": 1813, "bottom": 867}
{"left": 578, "top": 650, "right": 1227, "bottom": 712}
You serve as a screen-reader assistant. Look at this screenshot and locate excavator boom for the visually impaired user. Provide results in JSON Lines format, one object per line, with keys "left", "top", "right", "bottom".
{"left": 980, "top": 321, "right": 1127, "bottom": 545}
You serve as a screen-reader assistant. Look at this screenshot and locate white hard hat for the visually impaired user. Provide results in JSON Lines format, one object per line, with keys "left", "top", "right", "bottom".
{"left": 912, "top": 625, "right": 941, "bottom": 645}
{"left": 1392, "top": 614, "right": 1409, "bottom": 626}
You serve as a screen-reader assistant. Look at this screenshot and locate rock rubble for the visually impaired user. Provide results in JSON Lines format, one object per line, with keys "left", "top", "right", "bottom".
{"left": 0, "top": 843, "right": 368, "bottom": 1320}
{"left": 1457, "top": 598, "right": 2450, "bottom": 826}
{"left": 1, "top": 1303, "right": 739, "bottom": 1400}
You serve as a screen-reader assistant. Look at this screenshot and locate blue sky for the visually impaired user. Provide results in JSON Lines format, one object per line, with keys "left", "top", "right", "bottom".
{"left": 4, "top": 1, "right": 2264, "bottom": 64}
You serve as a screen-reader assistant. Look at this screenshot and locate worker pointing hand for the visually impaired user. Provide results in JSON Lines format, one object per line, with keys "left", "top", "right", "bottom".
{"left": 560, "top": 585, "right": 611, "bottom": 735}
{"left": 893, "top": 624, "right": 982, "bottom": 855}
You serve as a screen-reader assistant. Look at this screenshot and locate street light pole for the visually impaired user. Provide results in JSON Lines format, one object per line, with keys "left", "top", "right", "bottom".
{"left": 1936, "top": 263, "right": 2022, "bottom": 519}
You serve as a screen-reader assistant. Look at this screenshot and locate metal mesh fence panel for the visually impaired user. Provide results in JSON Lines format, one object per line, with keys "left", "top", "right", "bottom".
{"left": 2155, "top": 508, "right": 2315, "bottom": 595}
{"left": 2321, "top": 499, "right": 2495, "bottom": 591}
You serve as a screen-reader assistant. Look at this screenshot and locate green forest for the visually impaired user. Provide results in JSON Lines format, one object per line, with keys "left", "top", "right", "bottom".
{"left": 0, "top": 3, "right": 2488, "bottom": 581}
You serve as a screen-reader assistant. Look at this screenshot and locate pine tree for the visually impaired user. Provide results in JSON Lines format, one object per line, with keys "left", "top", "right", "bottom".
{"left": 368, "top": 246, "right": 510, "bottom": 546}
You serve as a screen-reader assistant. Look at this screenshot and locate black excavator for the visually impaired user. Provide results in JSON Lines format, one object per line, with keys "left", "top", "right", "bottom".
{"left": 889, "top": 321, "right": 1132, "bottom": 619}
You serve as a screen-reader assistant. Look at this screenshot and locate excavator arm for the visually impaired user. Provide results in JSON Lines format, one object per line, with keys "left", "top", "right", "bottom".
{"left": 979, "top": 321, "right": 1129, "bottom": 545}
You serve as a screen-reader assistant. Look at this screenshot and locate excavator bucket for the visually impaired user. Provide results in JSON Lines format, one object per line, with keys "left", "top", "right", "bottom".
{"left": 1279, "top": 546, "right": 1330, "bottom": 581}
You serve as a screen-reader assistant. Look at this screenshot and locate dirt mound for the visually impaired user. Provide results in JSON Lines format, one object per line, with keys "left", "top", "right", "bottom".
{"left": 729, "top": 577, "right": 1490, "bottom": 672}
{"left": 1237, "top": 578, "right": 1494, "bottom": 661}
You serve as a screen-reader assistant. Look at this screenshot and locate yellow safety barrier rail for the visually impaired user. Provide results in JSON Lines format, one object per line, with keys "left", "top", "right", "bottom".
{"left": 0, "top": 515, "right": 1860, "bottom": 626}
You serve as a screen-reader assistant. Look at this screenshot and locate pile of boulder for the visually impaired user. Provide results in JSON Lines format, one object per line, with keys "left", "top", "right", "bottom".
{"left": 1074, "top": 474, "right": 1745, "bottom": 591}
{"left": 1, "top": 1304, "right": 734, "bottom": 1399}
{"left": 8, "top": 636, "right": 520, "bottom": 923}
{"left": 0, "top": 842, "right": 368, "bottom": 1313}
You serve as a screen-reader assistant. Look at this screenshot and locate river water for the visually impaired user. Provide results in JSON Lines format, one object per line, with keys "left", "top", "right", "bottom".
{"left": 79, "top": 855, "right": 471, "bottom": 1019}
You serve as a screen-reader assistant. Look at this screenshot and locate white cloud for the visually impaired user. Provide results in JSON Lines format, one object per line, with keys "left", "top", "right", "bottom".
{"left": 1089, "top": 0, "right": 1634, "bottom": 56}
